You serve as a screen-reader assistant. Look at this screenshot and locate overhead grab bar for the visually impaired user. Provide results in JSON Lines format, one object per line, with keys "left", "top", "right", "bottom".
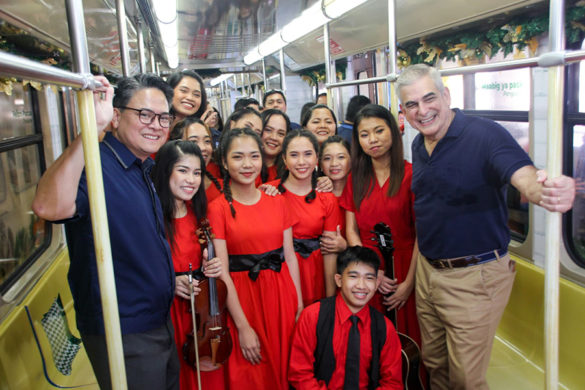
{"left": 324, "top": 49, "right": 585, "bottom": 89}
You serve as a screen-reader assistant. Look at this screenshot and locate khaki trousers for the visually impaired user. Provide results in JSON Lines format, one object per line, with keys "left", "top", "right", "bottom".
{"left": 415, "top": 252, "right": 516, "bottom": 390}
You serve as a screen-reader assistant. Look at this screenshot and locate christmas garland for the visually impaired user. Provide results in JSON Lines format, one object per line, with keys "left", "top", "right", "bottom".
{"left": 397, "top": 2, "right": 585, "bottom": 67}
{"left": 298, "top": 58, "right": 347, "bottom": 87}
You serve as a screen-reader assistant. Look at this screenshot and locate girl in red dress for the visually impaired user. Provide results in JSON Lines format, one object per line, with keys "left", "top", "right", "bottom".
{"left": 339, "top": 104, "right": 421, "bottom": 346}
{"left": 257, "top": 109, "right": 290, "bottom": 186}
{"left": 170, "top": 117, "right": 223, "bottom": 202}
{"left": 275, "top": 129, "right": 341, "bottom": 304}
{"left": 208, "top": 128, "right": 303, "bottom": 390}
{"left": 319, "top": 135, "right": 351, "bottom": 256}
{"left": 301, "top": 104, "right": 337, "bottom": 146}
{"left": 151, "top": 140, "right": 226, "bottom": 390}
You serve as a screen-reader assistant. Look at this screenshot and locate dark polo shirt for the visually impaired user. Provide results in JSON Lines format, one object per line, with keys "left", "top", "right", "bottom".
{"left": 412, "top": 109, "right": 532, "bottom": 259}
{"left": 62, "top": 132, "right": 174, "bottom": 335}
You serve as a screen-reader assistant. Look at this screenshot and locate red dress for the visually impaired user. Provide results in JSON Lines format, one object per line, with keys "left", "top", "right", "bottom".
{"left": 208, "top": 192, "right": 298, "bottom": 390}
{"left": 169, "top": 207, "right": 226, "bottom": 390}
{"left": 206, "top": 161, "right": 222, "bottom": 179}
{"left": 339, "top": 162, "right": 421, "bottom": 346}
{"left": 274, "top": 184, "right": 341, "bottom": 306}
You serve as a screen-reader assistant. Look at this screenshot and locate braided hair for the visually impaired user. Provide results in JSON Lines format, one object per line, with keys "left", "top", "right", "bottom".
{"left": 219, "top": 128, "right": 264, "bottom": 217}
{"left": 278, "top": 129, "right": 319, "bottom": 204}
{"left": 170, "top": 117, "right": 223, "bottom": 194}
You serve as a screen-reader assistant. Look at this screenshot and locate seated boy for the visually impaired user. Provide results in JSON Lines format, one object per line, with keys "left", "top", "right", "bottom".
{"left": 288, "top": 246, "right": 403, "bottom": 389}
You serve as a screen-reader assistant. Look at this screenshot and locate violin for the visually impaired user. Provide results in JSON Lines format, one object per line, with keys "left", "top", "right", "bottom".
{"left": 183, "top": 219, "right": 232, "bottom": 373}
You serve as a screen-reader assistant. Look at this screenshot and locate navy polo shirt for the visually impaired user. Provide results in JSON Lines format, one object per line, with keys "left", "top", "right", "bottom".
{"left": 412, "top": 109, "right": 532, "bottom": 259}
{"left": 62, "top": 132, "right": 175, "bottom": 335}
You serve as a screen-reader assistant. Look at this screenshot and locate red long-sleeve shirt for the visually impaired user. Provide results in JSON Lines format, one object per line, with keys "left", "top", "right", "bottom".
{"left": 288, "top": 294, "right": 403, "bottom": 389}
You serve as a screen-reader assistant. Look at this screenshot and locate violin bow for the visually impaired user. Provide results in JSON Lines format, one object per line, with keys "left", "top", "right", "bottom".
{"left": 188, "top": 263, "right": 203, "bottom": 389}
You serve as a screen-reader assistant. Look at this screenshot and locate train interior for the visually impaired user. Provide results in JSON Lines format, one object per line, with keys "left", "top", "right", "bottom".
{"left": 1, "top": 0, "right": 585, "bottom": 388}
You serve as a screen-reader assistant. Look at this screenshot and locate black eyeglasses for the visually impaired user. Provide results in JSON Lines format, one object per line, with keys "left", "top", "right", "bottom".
{"left": 118, "top": 106, "right": 174, "bottom": 128}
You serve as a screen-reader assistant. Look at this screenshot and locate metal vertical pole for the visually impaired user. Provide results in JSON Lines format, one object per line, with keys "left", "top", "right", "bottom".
{"left": 544, "top": 0, "right": 565, "bottom": 388}
{"left": 149, "top": 41, "right": 156, "bottom": 73}
{"left": 247, "top": 73, "right": 252, "bottom": 96}
{"left": 262, "top": 57, "right": 268, "bottom": 92}
{"left": 279, "top": 48, "right": 286, "bottom": 93}
{"left": 115, "top": 0, "right": 130, "bottom": 76}
{"left": 388, "top": 0, "right": 399, "bottom": 117}
{"left": 241, "top": 73, "right": 246, "bottom": 95}
{"left": 64, "top": 0, "right": 127, "bottom": 389}
{"left": 323, "top": 23, "right": 337, "bottom": 116}
{"left": 136, "top": 17, "right": 146, "bottom": 73}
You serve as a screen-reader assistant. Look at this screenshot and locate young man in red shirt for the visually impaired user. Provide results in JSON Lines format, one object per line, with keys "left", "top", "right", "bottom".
{"left": 288, "top": 246, "right": 403, "bottom": 389}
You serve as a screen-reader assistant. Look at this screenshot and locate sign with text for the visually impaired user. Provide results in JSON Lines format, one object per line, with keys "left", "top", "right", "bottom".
{"left": 475, "top": 69, "right": 530, "bottom": 111}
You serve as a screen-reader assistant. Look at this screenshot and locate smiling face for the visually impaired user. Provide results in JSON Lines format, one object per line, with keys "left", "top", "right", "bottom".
{"left": 357, "top": 117, "right": 393, "bottom": 161}
{"left": 320, "top": 142, "right": 350, "bottom": 182}
{"left": 262, "top": 114, "right": 287, "bottom": 159}
{"left": 399, "top": 74, "right": 454, "bottom": 142}
{"left": 184, "top": 123, "right": 213, "bottom": 166}
{"left": 224, "top": 136, "right": 263, "bottom": 185}
{"left": 172, "top": 76, "right": 202, "bottom": 118}
{"left": 306, "top": 108, "right": 336, "bottom": 145}
{"left": 335, "top": 261, "right": 378, "bottom": 314}
{"left": 232, "top": 113, "right": 263, "bottom": 135}
{"left": 112, "top": 88, "right": 170, "bottom": 161}
{"left": 264, "top": 92, "right": 287, "bottom": 112}
{"left": 169, "top": 154, "right": 202, "bottom": 206}
{"left": 283, "top": 136, "right": 318, "bottom": 182}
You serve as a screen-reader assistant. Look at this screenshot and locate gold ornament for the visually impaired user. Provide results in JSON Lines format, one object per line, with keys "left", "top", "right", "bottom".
{"left": 417, "top": 40, "right": 442, "bottom": 63}
{"left": 0, "top": 77, "right": 16, "bottom": 96}
{"left": 502, "top": 25, "right": 522, "bottom": 43}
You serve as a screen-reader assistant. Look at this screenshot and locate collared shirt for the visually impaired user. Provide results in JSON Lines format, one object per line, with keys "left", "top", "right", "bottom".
{"left": 62, "top": 132, "right": 175, "bottom": 335}
{"left": 337, "top": 122, "right": 353, "bottom": 144}
{"left": 412, "top": 109, "right": 532, "bottom": 259}
{"left": 288, "top": 294, "right": 402, "bottom": 389}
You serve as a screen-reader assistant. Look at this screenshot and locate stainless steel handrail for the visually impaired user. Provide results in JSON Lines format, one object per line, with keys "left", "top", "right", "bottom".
{"left": 0, "top": 51, "right": 99, "bottom": 89}
{"left": 324, "top": 49, "right": 585, "bottom": 89}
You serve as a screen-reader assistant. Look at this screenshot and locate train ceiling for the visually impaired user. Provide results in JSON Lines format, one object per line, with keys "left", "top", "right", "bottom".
{"left": 0, "top": 0, "right": 548, "bottom": 77}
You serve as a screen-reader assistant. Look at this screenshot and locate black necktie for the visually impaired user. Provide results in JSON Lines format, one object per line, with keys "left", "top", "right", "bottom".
{"left": 344, "top": 315, "right": 360, "bottom": 389}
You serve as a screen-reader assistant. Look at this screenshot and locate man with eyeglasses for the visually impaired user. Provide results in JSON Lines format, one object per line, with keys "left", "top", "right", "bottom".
{"left": 263, "top": 89, "right": 302, "bottom": 129}
{"left": 33, "top": 74, "right": 179, "bottom": 390}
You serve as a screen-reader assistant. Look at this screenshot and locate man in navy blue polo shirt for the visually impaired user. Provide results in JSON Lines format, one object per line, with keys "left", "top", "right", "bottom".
{"left": 32, "top": 75, "right": 179, "bottom": 390}
{"left": 396, "top": 64, "right": 575, "bottom": 390}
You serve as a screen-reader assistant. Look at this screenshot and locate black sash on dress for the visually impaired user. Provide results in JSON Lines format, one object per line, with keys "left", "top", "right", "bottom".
{"left": 293, "top": 237, "right": 320, "bottom": 258}
{"left": 229, "top": 247, "right": 284, "bottom": 281}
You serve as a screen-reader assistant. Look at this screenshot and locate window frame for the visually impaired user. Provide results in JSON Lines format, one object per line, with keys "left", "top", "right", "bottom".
{"left": 563, "top": 62, "right": 585, "bottom": 268}
{"left": 0, "top": 88, "right": 53, "bottom": 294}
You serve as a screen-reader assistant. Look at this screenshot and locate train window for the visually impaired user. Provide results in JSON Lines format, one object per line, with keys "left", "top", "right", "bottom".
{"left": 0, "top": 83, "right": 35, "bottom": 139}
{"left": 570, "top": 125, "right": 585, "bottom": 264}
{"left": 0, "top": 84, "right": 50, "bottom": 292}
{"left": 564, "top": 60, "right": 585, "bottom": 267}
{"left": 442, "top": 75, "right": 464, "bottom": 109}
